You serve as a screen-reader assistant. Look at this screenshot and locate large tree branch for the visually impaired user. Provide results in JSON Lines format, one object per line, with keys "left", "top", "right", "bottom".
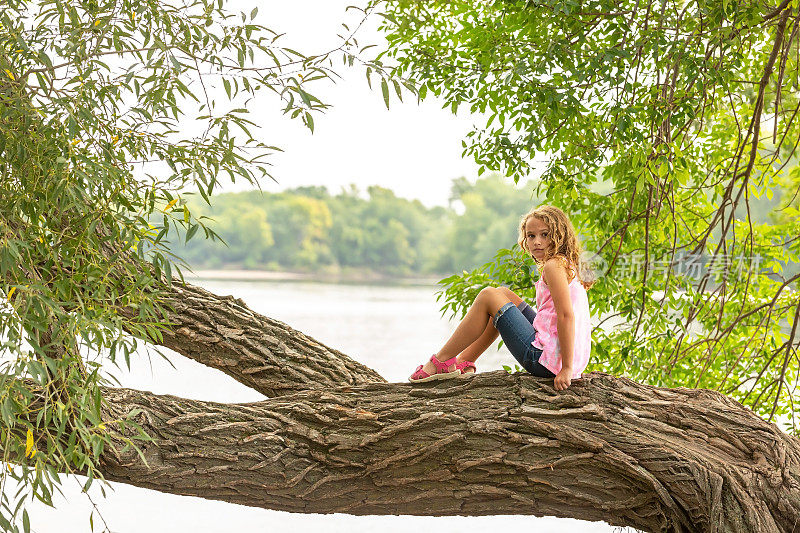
{"left": 79, "top": 371, "right": 799, "bottom": 532}
{"left": 118, "top": 281, "right": 385, "bottom": 397}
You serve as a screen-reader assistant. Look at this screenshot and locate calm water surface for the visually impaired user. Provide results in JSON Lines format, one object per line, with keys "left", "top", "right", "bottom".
{"left": 22, "top": 278, "right": 616, "bottom": 533}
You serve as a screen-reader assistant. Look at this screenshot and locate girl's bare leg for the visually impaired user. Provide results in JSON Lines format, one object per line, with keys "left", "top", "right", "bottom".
{"left": 416, "top": 287, "right": 511, "bottom": 375}
{"left": 456, "top": 287, "right": 525, "bottom": 372}
{"left": 454, "top": 318, "right": 499, "bottom": 372}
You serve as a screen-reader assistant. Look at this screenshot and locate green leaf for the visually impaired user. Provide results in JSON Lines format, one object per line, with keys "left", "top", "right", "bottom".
{"left": 305, "top": 112, "right": 314, "bottom": 133}
{"left": 381, "top": 78, "right": 390, "bottom": 110}
{"left": 392, "top": 79, "right": 403, "bottom": 102}
{"left": 185, "top": 224, "right": 199, "bottom": 243}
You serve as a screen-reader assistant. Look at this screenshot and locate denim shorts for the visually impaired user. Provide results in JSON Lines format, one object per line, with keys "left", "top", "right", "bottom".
{"left": 493, "top": 301, "right": 556, "bottom": 378}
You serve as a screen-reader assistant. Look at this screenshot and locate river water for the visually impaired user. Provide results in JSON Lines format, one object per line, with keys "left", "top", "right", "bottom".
{"left": 19, "top": 277, "right": 618, "bottom": 532}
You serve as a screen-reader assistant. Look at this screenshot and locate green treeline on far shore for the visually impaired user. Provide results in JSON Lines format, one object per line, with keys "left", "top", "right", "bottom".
{"left": 171, "top": 172, "right": 790, "bottom": 278}
{"left": 172, "top": 175, "right": 545, "bottom": 277}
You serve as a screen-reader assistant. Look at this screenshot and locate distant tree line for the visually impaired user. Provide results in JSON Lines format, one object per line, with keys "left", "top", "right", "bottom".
{"left": 169, "top": 175, "right": 541, "bottom": 276}
{"left": 171, "top": 173, "right": 793, "bottom": 278}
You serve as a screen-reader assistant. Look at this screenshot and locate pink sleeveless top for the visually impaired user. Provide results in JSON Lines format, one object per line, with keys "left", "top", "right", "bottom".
{"left": 532, "top": 270, "right": 591, "bottom": 378}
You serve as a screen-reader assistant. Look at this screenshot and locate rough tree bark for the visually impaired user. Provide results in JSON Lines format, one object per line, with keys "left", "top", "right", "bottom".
{"left": 30, "top": 281, "right": 800, "bottom": 532}
{"left": 91, "top": 370, "right": 800, "bottom": 533}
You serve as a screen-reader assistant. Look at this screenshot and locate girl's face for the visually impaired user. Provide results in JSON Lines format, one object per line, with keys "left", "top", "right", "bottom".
{"left": 525, "top": 216, "right": 552, "bottom": 260}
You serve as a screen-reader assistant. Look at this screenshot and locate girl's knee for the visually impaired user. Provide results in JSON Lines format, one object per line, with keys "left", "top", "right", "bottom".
{"left": 483, "top": 286, "right": 512, "bottom": 304}
{"left": 477, "top": 286, "right": 508, "bottom": 312}
{"left": 478, "top": 286, "right": 502, "bottom": 298}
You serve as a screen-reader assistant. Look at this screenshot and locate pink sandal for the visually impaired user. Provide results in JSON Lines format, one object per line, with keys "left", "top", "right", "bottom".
{"left": 456, "top": 360, "right": 476, "bottom": 375}
{"left": 409, "top": 354, "right": 460, "bottom": 383}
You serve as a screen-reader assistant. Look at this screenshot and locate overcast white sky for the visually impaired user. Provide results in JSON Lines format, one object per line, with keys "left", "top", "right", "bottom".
{"left": 215, "top": 0, "right": 537, "bottom": 208}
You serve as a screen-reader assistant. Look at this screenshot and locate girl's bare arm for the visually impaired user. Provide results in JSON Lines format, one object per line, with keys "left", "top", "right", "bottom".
{"left": 543, "top": 258, "right": 575, "bottom": 390}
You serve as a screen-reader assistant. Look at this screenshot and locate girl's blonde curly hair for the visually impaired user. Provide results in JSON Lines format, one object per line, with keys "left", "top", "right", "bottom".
{"left": 517, "top": 205, "right": 595, "bottom": 290}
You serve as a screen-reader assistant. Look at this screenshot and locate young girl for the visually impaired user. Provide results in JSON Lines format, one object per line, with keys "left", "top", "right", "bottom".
{"left": 409, "top": 205, "right": 593, "bottom": 391}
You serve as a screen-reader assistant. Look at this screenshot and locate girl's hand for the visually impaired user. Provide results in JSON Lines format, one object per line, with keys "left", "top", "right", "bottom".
{"left": 554, "top": 367, "right": 572, "bottom": 391}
